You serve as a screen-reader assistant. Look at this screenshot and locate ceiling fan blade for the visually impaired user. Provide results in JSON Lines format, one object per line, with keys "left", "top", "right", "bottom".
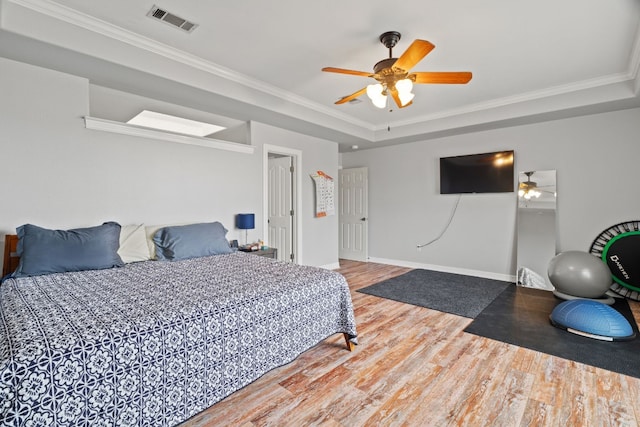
{"left": 322, "top": 67, "right": 373, "bottom": 77}
{"left": 412, "top": 71, "right": 472, "bottom": 84}
{"left": 335, "top": 87, "right": 367, "bottom": 105}
{"left": 390, "top": 88, "right": 412, "bottom": 109}
{"left": 392, "top": 40, "right": 435, "bottom": 72}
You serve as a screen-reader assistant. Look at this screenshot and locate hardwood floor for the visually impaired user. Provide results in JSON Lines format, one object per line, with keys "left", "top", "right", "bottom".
{"left": 182, "top": 260, "right": 640, "bottom": 427}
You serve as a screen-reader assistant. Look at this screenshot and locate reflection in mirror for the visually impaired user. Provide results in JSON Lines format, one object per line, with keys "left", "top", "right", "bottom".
{"left": 516, "top": 170, "right": 556, "bottom": 290}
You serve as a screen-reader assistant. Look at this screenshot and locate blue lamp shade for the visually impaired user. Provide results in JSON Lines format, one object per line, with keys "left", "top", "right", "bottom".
{"left": 236, "top": 213, "right": 255, "bottom": 230}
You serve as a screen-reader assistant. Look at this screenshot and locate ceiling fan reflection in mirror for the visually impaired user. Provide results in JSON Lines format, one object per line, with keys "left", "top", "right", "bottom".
{"left": 322, "top": 31, "right": 472, "bottom": 109}
{"left": 519, "top": 171, "right": 556, "bottom": 199}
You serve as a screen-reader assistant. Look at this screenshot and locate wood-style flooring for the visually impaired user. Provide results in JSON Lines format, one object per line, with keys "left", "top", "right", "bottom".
{"left": 182, "top": 260, "right": 640, "bottom": 426}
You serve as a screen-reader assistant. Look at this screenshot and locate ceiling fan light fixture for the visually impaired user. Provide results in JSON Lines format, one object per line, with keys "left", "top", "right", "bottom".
{"left": 519, "top": 171, "right": 542, "bottom": 199}
{"left": 396, "top": 78, "right": 413, "bottom": 94}
{"left": 519, "top": 188, "right": 541, "bottom": 199}
{"left": 396, "top": 78, "right": 415, "bottom": 106}
{"left": 372, "top": 94, "right": 388, "bottom": 109}
{"left": 366, "top": 83, "right": 387, "bottom": 108}
{"left": 398, "top": 91, "right": 415, "bottom": 106}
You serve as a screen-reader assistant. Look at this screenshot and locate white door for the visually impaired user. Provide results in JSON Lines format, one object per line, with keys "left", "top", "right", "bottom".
{"left": 268, "top": 156, "right": 293, "bottom": 262}
{"left": 339, "top": 167, "right": 368, "bottom": 261}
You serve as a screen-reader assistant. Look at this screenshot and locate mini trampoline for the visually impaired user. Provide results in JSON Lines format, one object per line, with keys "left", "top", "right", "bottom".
{"left": 590, "top": 220, "right": 640, "bottom": 301}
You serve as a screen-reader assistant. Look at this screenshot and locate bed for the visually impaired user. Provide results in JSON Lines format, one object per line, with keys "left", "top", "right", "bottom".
{"left": 0, "top": 223, "right": 357, "bottom": 426}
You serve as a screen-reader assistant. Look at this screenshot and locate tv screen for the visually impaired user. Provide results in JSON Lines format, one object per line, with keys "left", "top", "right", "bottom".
{"left": 440, "top": 150, "right": 514, "bottom": 194}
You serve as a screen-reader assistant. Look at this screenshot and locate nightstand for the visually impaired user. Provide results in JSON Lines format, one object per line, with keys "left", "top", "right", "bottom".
{"left": 240, "top": 247, "right": 278, "bottom": 259}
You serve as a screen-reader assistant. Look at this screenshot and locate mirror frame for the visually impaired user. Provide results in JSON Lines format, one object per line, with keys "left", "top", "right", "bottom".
{"left": 516, "top": 169, "right": 557, "bottom": 290}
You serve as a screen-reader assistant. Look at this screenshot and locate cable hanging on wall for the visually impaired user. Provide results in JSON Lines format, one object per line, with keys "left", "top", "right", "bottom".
{"left": 417, "top": 194, "right": 462, "bottom": 249}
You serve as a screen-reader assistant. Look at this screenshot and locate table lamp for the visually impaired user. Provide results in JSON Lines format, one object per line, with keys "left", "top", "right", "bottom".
{"left": 236, "top": 213, "right": 255, "bottom": 247}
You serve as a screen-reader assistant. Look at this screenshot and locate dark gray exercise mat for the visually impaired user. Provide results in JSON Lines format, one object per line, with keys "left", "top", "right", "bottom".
{"left": 465, "top": 286, "right": 640, "bottom": 378}
{"left": 358, "top": 269, "right": 512, "bottom": 319}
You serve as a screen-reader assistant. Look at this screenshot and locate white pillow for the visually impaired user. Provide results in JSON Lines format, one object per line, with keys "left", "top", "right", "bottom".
{"left": 145, "top": 224, "right": 169, "bottom": 260}
{"left": 118, "top": 224, "right": 151, "bottom": 263}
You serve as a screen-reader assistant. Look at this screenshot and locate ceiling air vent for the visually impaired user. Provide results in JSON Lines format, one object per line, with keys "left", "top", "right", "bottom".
{"left": 147, "top": 6, "right": 198, "bottom": 33}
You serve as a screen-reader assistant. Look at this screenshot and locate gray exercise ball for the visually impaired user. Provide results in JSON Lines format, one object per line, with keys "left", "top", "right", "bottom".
{"left": 548, "top": 251, "right": 613, "bottom": 298}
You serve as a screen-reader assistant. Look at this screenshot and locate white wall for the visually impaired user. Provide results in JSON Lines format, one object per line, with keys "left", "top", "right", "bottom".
{"left": 341, "top": 107, "right": 640, "bottom": 279}
{"left": 250, "top": 122, "right": 340, "bottom": 268}
{"left": 0, "top": 57, "right": 340, "bottom": 270}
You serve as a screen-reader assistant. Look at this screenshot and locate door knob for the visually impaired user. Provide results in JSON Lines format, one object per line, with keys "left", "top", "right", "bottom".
{"left": 360, "top": 217, "right": 367, "bottom": 221}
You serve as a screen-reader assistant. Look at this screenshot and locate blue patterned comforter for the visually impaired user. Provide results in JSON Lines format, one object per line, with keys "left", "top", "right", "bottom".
{"left": 0, "top": 253, "right": 357, "bottom": 426}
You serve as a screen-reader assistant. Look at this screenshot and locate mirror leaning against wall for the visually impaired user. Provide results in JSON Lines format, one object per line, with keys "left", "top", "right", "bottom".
{"left": 516, "top": 170, "right": 557, "bottom": 290}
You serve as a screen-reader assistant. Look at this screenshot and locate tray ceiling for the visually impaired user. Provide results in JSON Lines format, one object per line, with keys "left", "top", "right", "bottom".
{"left": 0, "top": 0, "right": 638, "bottom": 151}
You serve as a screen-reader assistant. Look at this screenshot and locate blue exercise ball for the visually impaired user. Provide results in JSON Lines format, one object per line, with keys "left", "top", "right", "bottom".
{"left": 548, "top": 251, "right": 612, "bottom": 299}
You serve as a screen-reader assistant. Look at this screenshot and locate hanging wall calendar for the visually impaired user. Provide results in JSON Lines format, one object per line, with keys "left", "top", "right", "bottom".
{"left": 310, "top": 170, "right": 335, "bottom": 217}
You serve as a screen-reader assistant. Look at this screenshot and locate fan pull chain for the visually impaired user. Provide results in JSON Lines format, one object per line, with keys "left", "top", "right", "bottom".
{"left": 387, "top": 95, "right": 392, "bottom": 131}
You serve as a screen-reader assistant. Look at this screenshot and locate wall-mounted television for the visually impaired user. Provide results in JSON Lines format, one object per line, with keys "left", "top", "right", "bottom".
{"left": 439, "top": 150, "right": 515, "bottom": 194}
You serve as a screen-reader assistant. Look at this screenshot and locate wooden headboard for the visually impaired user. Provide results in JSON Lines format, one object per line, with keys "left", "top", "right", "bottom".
{"left": 2, "top": 235, "right": 19, "bottom": 277}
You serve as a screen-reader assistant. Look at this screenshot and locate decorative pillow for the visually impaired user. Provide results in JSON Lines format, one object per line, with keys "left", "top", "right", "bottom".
{"left": 118, "top": 224, "right": 151, "bottom": 263}
{"left": 13, "top": 222, "right": 124, "bottom": 277}
{"left": 153, "top": 222, "right": 233, "bottom": 261}
{"left": 145, "top": 222, "right": 190, "bottom": 259}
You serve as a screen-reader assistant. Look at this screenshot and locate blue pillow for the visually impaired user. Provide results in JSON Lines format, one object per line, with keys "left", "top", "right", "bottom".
{"left": 153, "top": 222, "right": 233, "bottom": 261}
{"left": 13, "top": 222, "right": 125, "bottom": 277}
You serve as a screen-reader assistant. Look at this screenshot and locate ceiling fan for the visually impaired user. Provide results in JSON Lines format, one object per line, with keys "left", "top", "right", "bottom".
{"left": 519, "top": 171, "right": 555, "bottom": 199}
{"left": 322, "top": 31, "right": 472, "bottom": 109}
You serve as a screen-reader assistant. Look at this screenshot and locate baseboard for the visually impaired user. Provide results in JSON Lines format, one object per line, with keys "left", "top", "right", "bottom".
{"left": 367, "top": 257, "right": 516, "bottom": 283}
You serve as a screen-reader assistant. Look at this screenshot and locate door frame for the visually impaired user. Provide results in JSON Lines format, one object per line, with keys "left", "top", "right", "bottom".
{"left": 263, "top": 144, "right": 302, "bottom": 264}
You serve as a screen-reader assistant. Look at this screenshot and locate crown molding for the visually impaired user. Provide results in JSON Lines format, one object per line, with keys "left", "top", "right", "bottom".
{"left": 381, "top": 72, "right": 634, "bottom": 132}
{"left": 7, "top": 0, "right": 640, "bottom": 140}
{"left": 628, "top": 19, "right": 640, "bottom": 94}
{"left": 7, "top": 0, "right": 374, "bottom": 130}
